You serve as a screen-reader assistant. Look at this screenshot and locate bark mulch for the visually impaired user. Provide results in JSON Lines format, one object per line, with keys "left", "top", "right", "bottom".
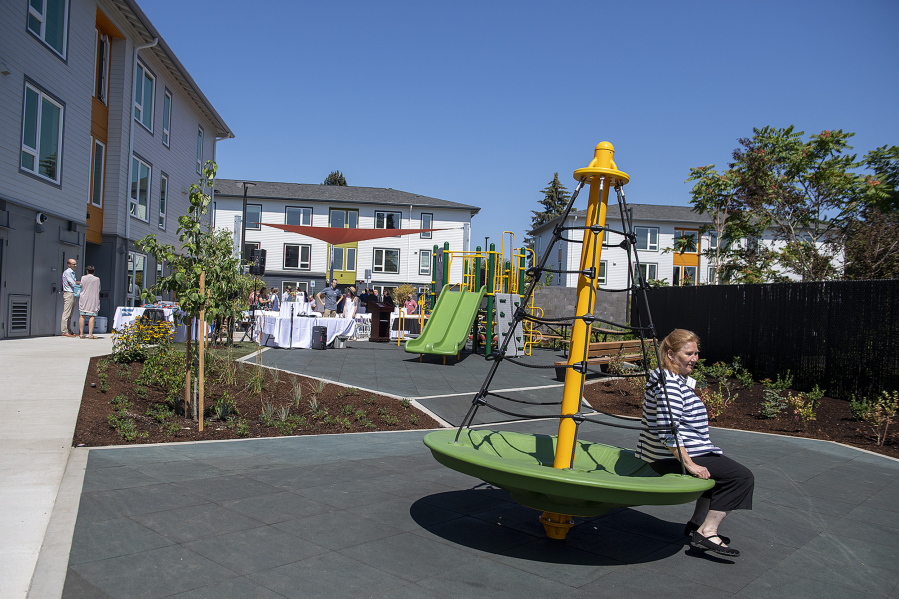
{"left": 583, "top": 377, "right": 899, "bottom": 459}
{"left": 74, "top": 354, "right": 440, "bottom": 447}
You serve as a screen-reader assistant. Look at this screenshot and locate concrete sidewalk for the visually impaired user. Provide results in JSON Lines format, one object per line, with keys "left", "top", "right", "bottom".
{"left": 0, "top": 335, "right": 113, "bottom": 599}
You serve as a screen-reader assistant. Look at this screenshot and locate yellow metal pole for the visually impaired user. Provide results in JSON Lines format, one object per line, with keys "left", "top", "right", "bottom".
{"left": 541, "top": 142, "right": 630, "bottom": 540}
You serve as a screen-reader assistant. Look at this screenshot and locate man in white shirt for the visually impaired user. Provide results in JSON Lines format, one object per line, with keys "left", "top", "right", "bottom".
{"left": 61, "top": 258, "right": 79, "bottom": 337}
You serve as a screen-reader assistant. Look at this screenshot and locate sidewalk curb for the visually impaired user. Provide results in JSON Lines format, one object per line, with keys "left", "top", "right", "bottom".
{"left": 26, "top": 448, "right": 88, "bottom": 599}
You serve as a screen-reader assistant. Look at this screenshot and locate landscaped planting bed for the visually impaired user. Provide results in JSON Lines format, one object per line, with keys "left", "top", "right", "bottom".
{"left": 74, "top": 353, "right": 439, "bottom": 447}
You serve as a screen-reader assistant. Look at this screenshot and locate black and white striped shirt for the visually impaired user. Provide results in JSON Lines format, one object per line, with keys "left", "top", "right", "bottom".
{"left": 636, "top": 368, "right": 722, "bottom": 462}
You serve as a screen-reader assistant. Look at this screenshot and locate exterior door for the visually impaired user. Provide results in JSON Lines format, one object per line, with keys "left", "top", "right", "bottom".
{"left": 329, "top": 209, "right": 358, "bottom": 285}
{"left": 672, "top": 228, "right": 699, "bottom": 286}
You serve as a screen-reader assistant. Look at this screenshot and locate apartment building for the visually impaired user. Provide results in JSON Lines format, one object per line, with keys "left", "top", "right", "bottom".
{"left": 531, "top": 202, "right": 846, "bottom": 289}
{"left": 212, "top": 180, "right": 480, "bottom": 295}
{"left": 0, "top": 0, "right": 232, "bottom": 337}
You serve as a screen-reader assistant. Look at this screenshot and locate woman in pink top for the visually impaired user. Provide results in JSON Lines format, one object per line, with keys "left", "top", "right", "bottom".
{"left": 78, "top": 265, "right": 101, "bottom": 338}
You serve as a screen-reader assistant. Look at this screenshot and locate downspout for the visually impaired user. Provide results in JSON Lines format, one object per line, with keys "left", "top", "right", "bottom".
{"left": 124, "top": 37, "right": 158, "bottom": 306}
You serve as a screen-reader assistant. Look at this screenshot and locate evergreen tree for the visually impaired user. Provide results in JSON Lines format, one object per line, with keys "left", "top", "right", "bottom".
{"left": 322, "top": 170, "right": 348, "bottom": 186}
{"left": 530, "top": 173, "right": 570, "bottom": 229}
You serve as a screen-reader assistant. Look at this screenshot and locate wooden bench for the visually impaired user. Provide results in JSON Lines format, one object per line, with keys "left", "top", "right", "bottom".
{"left": 554, "top": 339, "right": 646, "bottom": 380}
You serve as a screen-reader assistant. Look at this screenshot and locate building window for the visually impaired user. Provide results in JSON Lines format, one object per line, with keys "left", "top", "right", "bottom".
{"left": 246, "top": 204, "right": 261, "bottom": 230}
{"left": 673, "top": 265, "right": 697, "bottom": 287}
{"left": 286, "top": 207, "right": 312, "bottom": 226}
{"left": 329, "top": 209, "right": 357, "bottom": 228}
{"left": 708, "top": 232, "right": 718, "bottom": 250}
{"left": 373, "top": 248, "right": 400, "bottom": 274}
{"left": 158, "top": 173, "right": 167, "bottom": 230}
{"left": 282, "top": 281, "right": 309, "bottom": 296}
{"left": 90, "top": 139, "right": 105, "bottom": 207}
{"left": 27, "top": 0, "right": 69, "bottom": 58}
{"left": 420, "top": 250, "right": 431, "bottom": 275}
{"left": 129, "top": 156, "right": 151, "bottom": 221}
{"left": 243, "top": 241, "right": 260, "bottom": 263}
{"left": 196, "top": 126, "right": 203, "bottom": 173}
{"left": 20, "top": 81, "right": 64, "bottom": 184}
{"left": 707, "top": 266, "right": 717, "bottom": 284}
{"left": 420, "top": 213, "right": 433, "bottom": 238}
{"left": 635, "top": 263, "right": 658, "bottom": 282}
{"left": 162, "top": 90, "right": 172, "bottom": 146}
{"left": 674, "top": 229, "right": 699, "bottom": 253}
{"left": 127, "top": 252, "right": 147, "bottom": 307}
{"left": 94, "top": 31, "right": 108, "bottom": 103}
{"left": 346, "top": 247, "right": 357, "bottom": 271}
{"left": 331, "top": 247, "right": 344, "bottom": 271}
{"left": 284, "top": 244, "right": 311, "bottom": 270}
{"left": 634, "top": 227, "right": 659, "bottom": 252}
{"left": 597, "top": 261, "right": 607, "bottom": 285}
{"left": 133, "top": 61, "right": 155, "bottom": 131}
{"left": 375, "top": 211, "right": 401, "bottom": 230}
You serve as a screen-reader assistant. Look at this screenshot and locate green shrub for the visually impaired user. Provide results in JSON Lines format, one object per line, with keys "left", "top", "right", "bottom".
{"left": 212, "top": 393, "right": 239, "bottom": 420}
{"left": 853, "top": 391, "right": 898, "bottom": 446}
{"left": 137, "top": 350, "right": 187, "bottom": 404}
{"left": 785, "top": 392, "right": 817, "bottom": 428}
{"left": 760, "top": 388, "right": 787, "bottom": 419}
{"left": 341, "top": 404, "right": 355, "bottom": 416}
{"left": 112, "top": 320, "right": 174, "bottom": 363}
{"left": 146, "top": 403, "right": 175, "bottom": 423}
{"left": 736, "top": 369, "right": 754, "bottom": 390}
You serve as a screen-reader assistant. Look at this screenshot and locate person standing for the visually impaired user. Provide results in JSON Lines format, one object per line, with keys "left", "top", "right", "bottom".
{"left": 316, "top": 279, "right": 342, "bottom": 317}
{"left": 61, "top": 258, "right": 78, "bottom": 337}
{"left": 403, "top": 293, "right": 418, "bottom": 315}
{"left": 270, "top": 287, "right": 280, "bottom": 312}
{"left": 343, "top": 287, "right": 360, "bottom": 319}
{"left": 78, "top": 266, "right": 101, "bottom": 338}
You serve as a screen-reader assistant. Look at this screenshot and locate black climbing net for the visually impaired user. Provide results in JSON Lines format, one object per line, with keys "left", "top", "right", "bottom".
{"left": 455, "top": 175, "right": 686, "bottom": 475}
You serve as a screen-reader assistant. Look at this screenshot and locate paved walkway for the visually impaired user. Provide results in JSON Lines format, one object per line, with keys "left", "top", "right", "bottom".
{"left": 10, "top": 338, "right": 899, "bottom": 598}
{"left": 0, "top": 335, "right": 114, "bottom": 599}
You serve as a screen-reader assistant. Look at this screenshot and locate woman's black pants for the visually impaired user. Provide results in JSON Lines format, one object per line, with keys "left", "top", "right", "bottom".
{"left": 650, "top": 453, "right": 754, "bottom": 512}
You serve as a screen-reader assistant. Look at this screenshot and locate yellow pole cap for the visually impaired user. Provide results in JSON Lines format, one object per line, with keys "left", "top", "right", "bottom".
{"left": 573, "top": 141, "right": 630, "bottom": 185}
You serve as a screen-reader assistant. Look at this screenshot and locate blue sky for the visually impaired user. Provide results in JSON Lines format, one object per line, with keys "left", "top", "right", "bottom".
{"left": 142, "top": 0, "right": 899, "bottom": 250}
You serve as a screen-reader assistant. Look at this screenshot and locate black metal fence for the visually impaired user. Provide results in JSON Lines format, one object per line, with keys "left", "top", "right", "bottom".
{"left": 633, "top": 280, "right": 899, "bottom": 400}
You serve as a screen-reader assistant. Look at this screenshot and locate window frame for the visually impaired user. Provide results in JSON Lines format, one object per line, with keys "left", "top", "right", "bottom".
{"left": 133, "top": 60, "right": 155, "bottom": 132}
{"left": 196, "top": 125, "right": 203, "bottom": 173}
{"left": 89, "top": 138, "right": 105, "bottom": 208}
{"left": 331, "top": 246, "right": 345, "bottom": 272}
{"left": 636, "top": 262, "right": 658, "bottom": 282}
{"left": 329, "top": 208, "right": 358, "bottom": 229}
{"left": 674, "top": 229, "right": 700, "bottom": 254}
{"left": 282, "top": 281, "right": 309, "bottom": 295}
{"left": 420, "top": 213, "right": 433, "bottom": 238}
{"left": 283, "top": 243, "right": 311, "bottom": 270}
{"left": 243, "top": 241, "right": 260, "bottom": 265}
{"left": 129, "top": 154, "right": 151, "bottom": 222}
{"left": 27, "top": 0, "right": 70, "bottom": 60}
{"left": 419, "top": 249, "right": 432, "bottom": 275}
{"left": 597, "top": 260, "right": 608, "bottom": 286}
{"left": 375, "top": 211, "right": 402, "bottom": 230}
{"left": 673, "top": 265, "right": 698, "bottom": 287}
{"left": 634, "top": 227, "right": 659, "bottom": 252}
{"left": 20, "top": 79, "right": 65, "bottom": 186}
{"left": 245, "top": 204, "right": 262, "bottom": 230}
{"left": 285, "top": 206, "right": 313, "bottom": 226}
{"left": 158, "top": 172, "right": 168, "bottom": 230}
{"left": 346, "top": 247, "right": 357, "bottom": 272}
{"left": 162, "top": 89, "right": 172, "bottom": 147}
{"left": 373, "top": 248, "right": 400, "bottom": 274}
{"left": 93, "top": 29, "right": 109, "bottom": 104}
{"left": 127, "top": 251, "right": 148, "bottom": 307}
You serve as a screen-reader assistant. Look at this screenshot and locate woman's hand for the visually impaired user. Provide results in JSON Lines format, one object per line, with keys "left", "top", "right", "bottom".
{"left": 685, "top": 462, "right": 710, "bottom": 479}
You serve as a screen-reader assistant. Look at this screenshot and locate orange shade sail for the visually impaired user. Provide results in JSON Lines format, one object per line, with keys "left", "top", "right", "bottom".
{"left": 260, "top": 223, "right": 446, "bottom": 245}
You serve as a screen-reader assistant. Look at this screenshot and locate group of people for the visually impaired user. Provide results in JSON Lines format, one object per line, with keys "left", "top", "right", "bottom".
{"left": 60, "top": 258, "right": 101, "bottom": 339}
{"left": 249, "top": 279, "right": 423, "bottom": 320}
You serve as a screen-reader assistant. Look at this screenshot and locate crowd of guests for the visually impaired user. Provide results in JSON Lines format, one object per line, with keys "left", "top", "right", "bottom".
{"left": 249, "top": 281, "right": 421, "bottom": 319}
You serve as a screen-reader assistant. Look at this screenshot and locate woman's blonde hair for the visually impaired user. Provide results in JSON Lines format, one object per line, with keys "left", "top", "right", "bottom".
{"left": 658, "top": 329, "right": 700, "bottom": 373}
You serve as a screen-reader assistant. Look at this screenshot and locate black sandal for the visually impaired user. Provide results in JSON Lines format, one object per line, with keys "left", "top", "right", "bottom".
{"left": 691, "top": 532, "right": 740, "bottom": 557}
{"left": 684, "top": 522, "right": 730, "bottom": 544}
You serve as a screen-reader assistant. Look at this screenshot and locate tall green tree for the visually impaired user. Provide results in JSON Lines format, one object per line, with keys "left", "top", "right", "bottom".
{"left": 844, "top": 145, "right": 899, "bottom": 279}
{"left": 531, "top": 173, "right": 571, "bottom": 229}
{"left": 322, "top": 170, "right": 347, "bottom": 186}
{"left": 729, "top": 126, "right": 869, "bottom": 281}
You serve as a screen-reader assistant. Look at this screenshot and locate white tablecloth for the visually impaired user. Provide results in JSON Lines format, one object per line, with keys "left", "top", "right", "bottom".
{"left": 112, "top": 307, "right": 190, "bottom": 342}
{"left": 254, "top": 312, "right": 357, "bottom": 348}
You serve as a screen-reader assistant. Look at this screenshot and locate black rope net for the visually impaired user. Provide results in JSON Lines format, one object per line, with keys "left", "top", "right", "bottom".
{"left": 454, "top": 176, "right": 686, "bottom": 475}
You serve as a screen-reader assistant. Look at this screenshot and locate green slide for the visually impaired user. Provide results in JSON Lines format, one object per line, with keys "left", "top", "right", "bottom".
{"left": 405, "top": 285, "right": 486, "bottom": 356}
{"left": 424, "top": 428, "right": 714, "bottom": 516}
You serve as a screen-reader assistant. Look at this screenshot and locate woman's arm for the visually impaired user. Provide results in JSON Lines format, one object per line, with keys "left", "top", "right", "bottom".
{"left": 666, "top": 445, "right": 710, "bottom": 479}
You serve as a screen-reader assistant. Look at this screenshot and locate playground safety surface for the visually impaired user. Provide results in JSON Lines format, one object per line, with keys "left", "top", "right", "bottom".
{"left": 61, "top": 343, "right": 899, "bottom": 598}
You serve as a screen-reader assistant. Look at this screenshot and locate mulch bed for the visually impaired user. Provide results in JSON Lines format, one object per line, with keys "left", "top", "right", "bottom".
{"left": 74, "top": 354, "right": 440, "bottom": 447}
{"left": 583, "top": 377, "right": 899, "bottom": 459}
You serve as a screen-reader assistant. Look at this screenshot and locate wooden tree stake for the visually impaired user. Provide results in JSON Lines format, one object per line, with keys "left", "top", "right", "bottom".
{"left": 199, "top": 271, "right": 206, "bottom": 432}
